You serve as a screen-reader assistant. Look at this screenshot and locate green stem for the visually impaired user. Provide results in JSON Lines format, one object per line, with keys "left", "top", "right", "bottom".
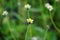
{"left": 27, "top": 10, "right": 30, "bottom": 18}
{"left": 25, "top": 25, "right": 32, "bottom": 40}
{"left": 30, "top": 25, "right": 32, "bottom": 39}
{"left": 7, "top": 22, "right": 16, "bottom": 40}
{"left": 44, "top": 29, "right": 48, "bottom": 40}
{"left": 25, "top": 25, "right": 29, "bottom": 40}
{"left": 50, "top": 13, "right": 60, "bottom": 33}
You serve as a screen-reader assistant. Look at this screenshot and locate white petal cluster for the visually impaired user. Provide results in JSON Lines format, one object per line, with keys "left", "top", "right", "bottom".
{"left": 27, "top": 18, "right": 34, "bottom": 24}
{"left": 46, "top": 25, "right": 50, "bottom": 29}
{"left": 55, "top": 0, "right": 59, "bottom": 2}
{"left": 25, "top": 4, "right": 31, "bottom": 9}
{"left": 45, "top": 3, "right": 53, "bottom": 11}
{"left": 18, "top": 2, "right": 21, "bottom": 6}
{"left": 2, "top": 11, "right": 8, "bottom": 16}
{"left": 31, "top": 37, "right": 38, "bottom": 40}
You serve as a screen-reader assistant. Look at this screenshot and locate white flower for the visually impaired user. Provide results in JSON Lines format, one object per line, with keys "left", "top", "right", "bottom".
{"left": 25, "top": 4, "right": 31, "bottom": 9}
{"left": 55, "top": 0, "right": 59, "bottom": 2}
{"left": 27, "top": 18, "right": 34, "bottom": 24}
{"left": 46, "top": 25, "right": 50, "bottom": 29}
{"left": 45, "top": 3, "right": 53, "bottom": 11}
{"left": 2, "top": 11, "right": 8, "bottom": 16}
{"left": 18, "top": 2, "right": 21, "bottom": 6}
{"left": 31, "top": 37, "right": 38, "bottom": 40}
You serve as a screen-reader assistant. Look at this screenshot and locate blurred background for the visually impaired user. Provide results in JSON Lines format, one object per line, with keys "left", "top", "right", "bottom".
{"left": 0, "top": 0, "right": 60, "bottom": 40}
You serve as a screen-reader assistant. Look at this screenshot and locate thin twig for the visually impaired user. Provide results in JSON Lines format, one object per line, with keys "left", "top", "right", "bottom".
{"left": 50, "top": 13, "right": 60, "bottom": 33}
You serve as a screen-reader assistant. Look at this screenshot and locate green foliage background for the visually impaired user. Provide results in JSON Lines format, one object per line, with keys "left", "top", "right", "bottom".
{"left": 0, "top": 0, "right": 60, "bottom": 40}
